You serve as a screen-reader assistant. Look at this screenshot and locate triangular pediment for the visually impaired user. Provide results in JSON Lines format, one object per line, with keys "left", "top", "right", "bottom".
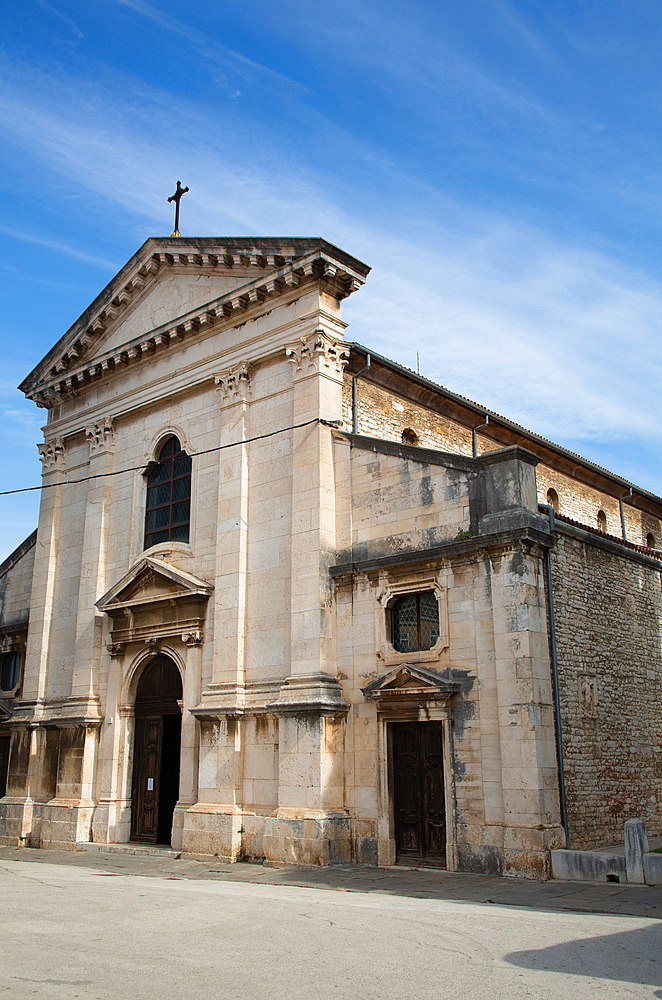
{"left": 96, "top": 556, "right": 213, "bottom": 613}
{"left": 362, "top": 663, "right": 462, "bottom": 700}
{"left": 20, "top": 237, "right": 370, "bottom": 408}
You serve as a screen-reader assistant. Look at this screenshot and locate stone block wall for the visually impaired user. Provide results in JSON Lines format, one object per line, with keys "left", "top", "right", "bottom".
{"left": 0, "top": 531, "right": 36, "bottom": 632}
{"left": 549, "top": 526, "right": 662, "bottom": 848}
{"left": 342, "top": 370, "right": 662, "bottom": 551}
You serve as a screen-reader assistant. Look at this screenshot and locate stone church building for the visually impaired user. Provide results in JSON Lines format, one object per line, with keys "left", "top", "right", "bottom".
{"left": 1, "top": 235, "right": 661, "bottom": 878}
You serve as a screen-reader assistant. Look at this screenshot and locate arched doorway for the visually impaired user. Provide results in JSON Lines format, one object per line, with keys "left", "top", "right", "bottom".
{"left": 130, "top": 656, "right": 182, "bottom": 845}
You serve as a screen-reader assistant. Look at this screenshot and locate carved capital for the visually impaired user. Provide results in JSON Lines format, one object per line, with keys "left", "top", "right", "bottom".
{"left": 37, "top": 438, "right": 65, "bottom": 472}
{"left": 214, "top": 361, "right": 254, "bottom": 406}
{"left": 85, "top": 416, "right": 116, "bottom": 455}
{"left": 182, "top": 630, "right": 204, "bottom": 647}
{"left": 285, "top": 330, "right": 349, "bottom": 379}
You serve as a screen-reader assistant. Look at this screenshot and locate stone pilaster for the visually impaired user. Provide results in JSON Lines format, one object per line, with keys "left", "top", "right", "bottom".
{"left": 488, "top": 539, "right": 564, "bottom": 877}
{"left": 263, "top": 330, "right": 351, "bottom": 866}
{"left": 182, "top": 363, "right": 253, "bottom": 857}
{"left": 206, "top": 363, "right": 252, "bottom": 697}
{"left": 24, "top": 437, "right": 67, "bottom": 705}
{"left": 71, "top": 417, "right": 116, "bottom": 702}
{"left": 284, "top": 330, "right": 348, "bottom": 681}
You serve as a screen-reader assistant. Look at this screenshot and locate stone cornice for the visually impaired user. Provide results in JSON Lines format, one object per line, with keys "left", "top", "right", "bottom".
{"left": 38, "top": 300, "right": 348, "bottom": 442}
{"left": 330, "top": 525, "right": 552, "bottom": 578}
{"left": 21, "top": 240, "right": 369, "bottom": 408}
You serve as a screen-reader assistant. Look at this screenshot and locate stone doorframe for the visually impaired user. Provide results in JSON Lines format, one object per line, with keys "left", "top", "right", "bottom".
{"left": 362, "top": 663, "right": 462, "bottom": 870}
{"left": 94, "top": 642, "right": 190, "bottom": 848}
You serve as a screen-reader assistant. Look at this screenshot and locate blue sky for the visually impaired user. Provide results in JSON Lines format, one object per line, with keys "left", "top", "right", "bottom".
{"left": 1, "top": 0, "right": 661, "bottom": 560}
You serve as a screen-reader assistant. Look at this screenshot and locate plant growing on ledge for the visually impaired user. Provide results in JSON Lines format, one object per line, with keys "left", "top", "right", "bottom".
{"left": 456, "top": 527, "right": 472, "bottom": 541}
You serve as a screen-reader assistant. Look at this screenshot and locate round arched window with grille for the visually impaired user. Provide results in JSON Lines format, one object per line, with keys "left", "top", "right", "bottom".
{"left": 144, "top": 436, "right": 192, "bottom": 549}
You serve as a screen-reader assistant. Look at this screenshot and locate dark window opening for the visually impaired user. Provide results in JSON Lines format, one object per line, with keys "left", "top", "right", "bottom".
{"left": 597, "top": 510, "right": 607, "bottom": 533}
{"left": 546, "top": 488, "right": 559, "bottom": 514}
{"left": 391, "top": 592, "right": 439, "bottom": 653}
{"left": 647, "top": 532, "right": 656, "bottom": 549}
{"left": 144, "top": 436, "right": 192, "bottom": 550}
{"left": 0, "top": 651, "right": 20, "bottom": 692}
{"left": 401, "top": 428, "right": 419, "bottom": 446}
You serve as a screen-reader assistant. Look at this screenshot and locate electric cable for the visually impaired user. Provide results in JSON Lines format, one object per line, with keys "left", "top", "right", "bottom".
{"left": 0, "top": 417, "right": 342, "bottom": 496}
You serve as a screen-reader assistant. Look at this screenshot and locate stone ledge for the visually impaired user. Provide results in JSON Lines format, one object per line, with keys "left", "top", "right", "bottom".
{"left": 552, "top": 849, "right": 662, "bottom": 885}
{"left": 330, "top": 525, "right": 551, "bottom": 578}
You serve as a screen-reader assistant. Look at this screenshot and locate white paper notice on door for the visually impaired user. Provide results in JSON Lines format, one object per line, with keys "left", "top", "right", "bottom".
{"left": 147, "top": 778, "right": 154, "bottom": 790}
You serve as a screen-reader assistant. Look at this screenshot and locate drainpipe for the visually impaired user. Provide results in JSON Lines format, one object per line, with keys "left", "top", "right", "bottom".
{"left": 619, "top": 488, "right": 633, "bottom": 541}
{"left": 472, "top": 415, "right": 489, "bottom": 458}
{"left": 540, "top": 502, "right": 570, "bottom": 850}
{"left": 352, "top": 354, "right": 371, "bottom": 436}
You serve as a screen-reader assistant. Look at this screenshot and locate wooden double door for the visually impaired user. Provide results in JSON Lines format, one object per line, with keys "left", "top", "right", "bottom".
{"left": 131, "top": 657, "right": 182, "bottom": 845}
{"left": 391, "top": 721, "right": 447, "bottom": 867}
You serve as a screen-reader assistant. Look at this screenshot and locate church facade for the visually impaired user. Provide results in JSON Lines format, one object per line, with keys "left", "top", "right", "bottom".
{"left": 1, "top": 235, "right": 661, "bottom": 878}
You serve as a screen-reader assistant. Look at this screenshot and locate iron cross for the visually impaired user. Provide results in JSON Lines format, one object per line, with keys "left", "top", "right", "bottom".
{"left": 167, "top": 180, "right": 189, "bottom": 236}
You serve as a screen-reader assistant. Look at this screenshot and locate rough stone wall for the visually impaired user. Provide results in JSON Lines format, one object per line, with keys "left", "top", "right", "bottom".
{"left": 536, "top": 463, "right": 661, "bottom": 548}
{"left": 0, "top": 532, "right": 36, "bottom": 631}
{"left": 342, "top": 376, "right": 473, "bottom": 456}
{"left": 550, "top": 528, "right": 662, "bottom": 848}
{"left": 342, "top": 374, "right": 662, "bottom": 550}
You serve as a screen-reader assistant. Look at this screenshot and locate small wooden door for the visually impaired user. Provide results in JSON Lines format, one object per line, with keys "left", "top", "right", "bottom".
{"left": 131, "top": 716, "right": 162, "bottom": 842}
{"left": 130, "top": 657, "right": 182, "bottom": 845}
{"left": 392, "top": 721, "right": 446, "bottom": 867}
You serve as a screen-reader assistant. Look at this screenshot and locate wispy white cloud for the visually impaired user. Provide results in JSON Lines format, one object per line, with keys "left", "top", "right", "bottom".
{"left": 35, "top": 0, "right": 84, "bottom": 40}
{"left": 0, "top": 39, "right": 661, "bottom": 504}
{"left": 0, "top": 224, "right": 116, "bottom": 269}
{"left": 111, "top": 0, "right": 307, "bottom": 94}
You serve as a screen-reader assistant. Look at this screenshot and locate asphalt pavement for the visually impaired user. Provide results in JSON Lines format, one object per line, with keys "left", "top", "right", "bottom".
{"left": 2, "top": 846, "right": 661, "bottom": 1000}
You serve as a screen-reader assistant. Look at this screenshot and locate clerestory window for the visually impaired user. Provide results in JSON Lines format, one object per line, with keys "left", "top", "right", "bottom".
{"left": 546, "top": 488, "right": 559, "bottom": 514}
{"left": 144, "top": 436, "right": 192, "bottom": 549}
{"left": 0, "top": 651, "right": 20, "bottom": 692}
{"left": 391, "top": 592, "right": 440, "bottom": 653}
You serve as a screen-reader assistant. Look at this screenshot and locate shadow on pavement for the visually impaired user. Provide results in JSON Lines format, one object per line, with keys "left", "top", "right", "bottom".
{"left": 505, "top": 922, "right": 662, "bottom": 989}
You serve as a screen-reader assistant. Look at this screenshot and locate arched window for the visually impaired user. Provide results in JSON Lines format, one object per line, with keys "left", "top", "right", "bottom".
{"left": 597, "top": 510, "right": 607, "bottom": 533}
{"left": 647, "top": 532, "right": 656, "bottom": 550}
{"left": 546, "top": 488, "right": 559, "bottom": 514}
{"left": 391, "top": 592, "right": 439, "bottom": 652}
{"left": 401, "top": 428, "right": 419, "bottom": 447}
{"left": 144, "top": 436, "right": 192, "bottom": 550}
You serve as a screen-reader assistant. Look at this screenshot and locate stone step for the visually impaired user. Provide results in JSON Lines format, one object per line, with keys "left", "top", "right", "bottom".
{"left": 75, "top": 842, "right": 181, "bottom": 859}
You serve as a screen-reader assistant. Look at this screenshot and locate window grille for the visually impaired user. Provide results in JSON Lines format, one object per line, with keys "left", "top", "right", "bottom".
{"left": 144, "top": 436, "right": 192, "bottom": 549}
{"left": 392, "top": 592, "right": 439, "bottom": 653}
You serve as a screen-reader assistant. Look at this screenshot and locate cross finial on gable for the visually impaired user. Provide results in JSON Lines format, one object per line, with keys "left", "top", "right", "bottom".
{"left": 167, "top": 180, "right": 189, "bottom": 236}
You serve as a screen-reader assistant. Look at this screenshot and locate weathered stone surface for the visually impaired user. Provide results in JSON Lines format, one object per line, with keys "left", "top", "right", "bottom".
{"left": 624, "top": 818, "right": 649, "bottom": 884}
{"left": 1, "top": 234, "right": 661, "bottom": 881}
{"left": 550, "top": 529, "right": 662, "bottom": 850}
{"left": 551, "top": 849, "right": 626, "bottom": 882}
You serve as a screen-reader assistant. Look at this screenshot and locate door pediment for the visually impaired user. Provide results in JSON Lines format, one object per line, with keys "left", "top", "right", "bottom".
{"left": 96, "top": 556, "right": 213, "bottom": 647}
{"left": 362, "top": 663, "right": 462, "bottom": 704}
